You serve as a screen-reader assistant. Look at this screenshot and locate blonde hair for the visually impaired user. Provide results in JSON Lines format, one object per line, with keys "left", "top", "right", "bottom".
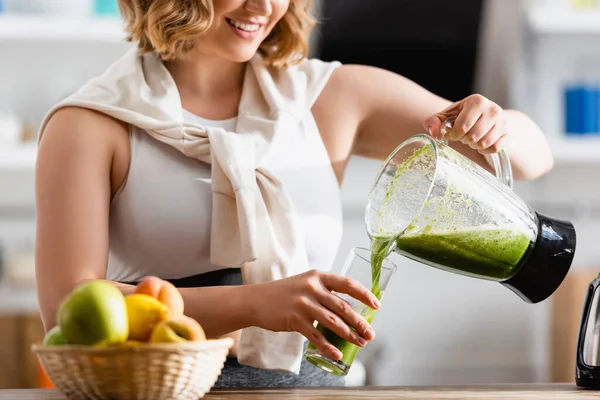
{"left": 118, "top": 0, "right": 316, "bottom": 68}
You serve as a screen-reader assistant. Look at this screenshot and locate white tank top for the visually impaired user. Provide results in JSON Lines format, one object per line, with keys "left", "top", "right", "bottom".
{"left": 106, "top": 109, "right": 343, "bottom": 282}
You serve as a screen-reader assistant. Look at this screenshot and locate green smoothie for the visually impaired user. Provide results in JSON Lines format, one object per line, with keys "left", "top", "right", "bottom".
{"left": 369, "top": 235, "right": 396, "bottom": 299}
{"left": 395, "top": 225, "right": 532, "bottom": 280}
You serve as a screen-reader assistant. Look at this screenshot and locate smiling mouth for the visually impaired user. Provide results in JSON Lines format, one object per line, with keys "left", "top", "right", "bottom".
{"left": 226, "top": 18, "right": 261, "bottom": 33}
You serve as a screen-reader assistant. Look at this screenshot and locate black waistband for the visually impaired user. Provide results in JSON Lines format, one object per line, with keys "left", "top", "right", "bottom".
{"left": 121, "top": 268, "right": 242, "bottom": 288}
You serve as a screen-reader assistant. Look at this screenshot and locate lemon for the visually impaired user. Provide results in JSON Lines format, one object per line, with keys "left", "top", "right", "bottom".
{"left": 125, "top": 294, "right": 169, "bottom": 341}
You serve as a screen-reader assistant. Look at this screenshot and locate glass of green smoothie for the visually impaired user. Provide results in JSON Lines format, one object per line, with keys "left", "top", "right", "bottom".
{"left": 304, "top": 247, "right": 397, "bottom": 376}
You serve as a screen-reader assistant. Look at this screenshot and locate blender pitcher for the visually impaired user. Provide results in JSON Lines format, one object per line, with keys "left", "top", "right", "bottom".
{"left": 365, "top": 118, "right": 576, "bottom": 304}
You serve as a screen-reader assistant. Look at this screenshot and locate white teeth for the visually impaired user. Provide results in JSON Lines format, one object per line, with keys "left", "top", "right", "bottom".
{"left": 227, "top": 19, "right": 260, "bottom": 32}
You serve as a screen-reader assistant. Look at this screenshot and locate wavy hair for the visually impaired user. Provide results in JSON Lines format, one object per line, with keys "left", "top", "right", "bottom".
{"left": 117, "top": 0, "right": 316, "bottom": 68}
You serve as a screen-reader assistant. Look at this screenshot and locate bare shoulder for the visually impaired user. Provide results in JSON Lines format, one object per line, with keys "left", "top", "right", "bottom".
{"left": 314, "top": 64, "right": 369, "bottom": 109}
{"left": 313, "top": 63, "right": 450, "bottom": 161}
{"left": 37, "top": 106, "right": 130, "bottom": 195}
{"left": 316, "top": 63, "right": 433, "bottom": 109}
{"left": 40, "top": 106, "right": 128, "bottom": 153}
{"left": 312, "top": 64, "right": 397, "bottom": 132}
{"left": 311, "top": 65, "right": 383, "bottom": 174}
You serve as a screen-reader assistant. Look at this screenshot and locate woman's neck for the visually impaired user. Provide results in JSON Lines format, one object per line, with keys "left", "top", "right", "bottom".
{"left": 164, "top": 53, "right": 246, "bottom": 120}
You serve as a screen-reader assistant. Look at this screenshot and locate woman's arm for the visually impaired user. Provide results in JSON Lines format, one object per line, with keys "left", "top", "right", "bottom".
{"left": 35, "top": 107, "right": 379, "bottom": 361}
{"left": 313, "top": 64, "right": 553, "bottom": 181}
{"left": 35, "top": 106, "right": 127, "bottom": 330}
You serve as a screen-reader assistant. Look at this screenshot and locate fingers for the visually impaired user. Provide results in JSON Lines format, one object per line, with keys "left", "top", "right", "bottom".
{"left": 321, "top": 273, "right": 380, "bottom": 310}
{"left": 463, "top": 104, "right": 503, "bottom": 145}
{"left": 479, "top": 128, "right": 509, "bottom": 154}
{"left": 424, "top": 102, "right": 461, "bottom": 138}
{"left": 453, "top": 104, "right": 487, "bottom": 143}
{"left": 297, "top": 272, "right": 376, "bottom": 352}
{"left": 318, "top": 291, "right": 375, "bottom": 341}
{"left": 307, "top": 300, "right": 370, "bottom": 350}
{"left": 423, "top": 115, "right": 444, "bottom": 138}
{"left": 426, "top": 95, "right": 506, "bottom": 150}
{"left": 299, "top": 320, "right": 343, "bottom": 361}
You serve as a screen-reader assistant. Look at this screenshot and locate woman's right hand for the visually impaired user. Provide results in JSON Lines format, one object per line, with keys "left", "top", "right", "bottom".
{"left": 250, "top": 270, "right": 381, "bottom": 361}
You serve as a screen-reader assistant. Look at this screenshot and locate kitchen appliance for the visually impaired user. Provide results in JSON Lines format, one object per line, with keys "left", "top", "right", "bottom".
{"left": 365, "top": 118, "right": 576, "bottom": 303}
{"left": 576, "top": 273, "right": 600, "bottom": 389}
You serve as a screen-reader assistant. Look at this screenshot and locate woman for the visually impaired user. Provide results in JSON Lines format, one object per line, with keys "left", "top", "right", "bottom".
{"left": 34, "top": 0, "right": 554, "bottom": 388}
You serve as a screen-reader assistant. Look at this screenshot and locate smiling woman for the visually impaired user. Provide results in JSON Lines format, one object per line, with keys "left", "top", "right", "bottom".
{"left": 34, "top": 0, "right": 554, "bottom": 391}
{"left": 118, "top": 0, "right": 313, "bottom": 67}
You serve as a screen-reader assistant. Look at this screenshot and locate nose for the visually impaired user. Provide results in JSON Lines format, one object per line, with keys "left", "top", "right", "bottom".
{"left": 244, "top": 0, "right": 272, "bottom": 16}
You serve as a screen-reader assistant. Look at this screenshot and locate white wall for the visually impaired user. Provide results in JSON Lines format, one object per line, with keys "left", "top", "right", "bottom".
{"left": 0, "top": 37, "right": 133, "bottom": 293}
{"left": 0, "top": 41, "right": 132, "bottom": 132}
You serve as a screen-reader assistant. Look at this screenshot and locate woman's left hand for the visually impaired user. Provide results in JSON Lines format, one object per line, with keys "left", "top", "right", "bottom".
{"left": 424, "top": 94, "right": 508, "bottom": 155}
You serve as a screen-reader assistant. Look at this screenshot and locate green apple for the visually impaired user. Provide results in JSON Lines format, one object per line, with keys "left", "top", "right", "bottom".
{"left": 58, "top": 280, "right": 128, "bottom": 346}
{"left": 43, "top": 326, "right": 69, "bottom": 346}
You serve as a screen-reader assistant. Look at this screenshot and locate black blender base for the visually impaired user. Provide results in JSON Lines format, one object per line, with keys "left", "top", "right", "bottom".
{"left": 577, "top": 367, "right": 600, "bottom": 390}
{"left": 501, "top": 212, "right": 576, "bottom": 304}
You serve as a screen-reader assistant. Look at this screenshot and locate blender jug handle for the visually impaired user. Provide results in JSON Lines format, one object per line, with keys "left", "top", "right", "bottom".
{"left": 439, "top": 116, "right": 514, "bottom": 189}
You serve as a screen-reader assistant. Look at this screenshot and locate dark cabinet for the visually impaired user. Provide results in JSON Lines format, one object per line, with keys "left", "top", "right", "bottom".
{"left": 316, "top": 0, "right": 485, "bottom": 101}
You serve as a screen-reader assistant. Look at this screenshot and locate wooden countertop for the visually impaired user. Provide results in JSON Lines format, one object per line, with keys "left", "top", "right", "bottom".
{"left": 0, "top": 384, "right": 598, "bottom": 399}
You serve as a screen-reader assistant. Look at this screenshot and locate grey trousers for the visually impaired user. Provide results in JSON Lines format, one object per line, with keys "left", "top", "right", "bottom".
{"left": 214, "top": 357, "right": 346, "bottom": 388}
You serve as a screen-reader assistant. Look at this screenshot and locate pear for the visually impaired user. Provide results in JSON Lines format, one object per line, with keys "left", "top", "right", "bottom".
{"left": 58, "top": 280, "right": 128, "bottom": 346}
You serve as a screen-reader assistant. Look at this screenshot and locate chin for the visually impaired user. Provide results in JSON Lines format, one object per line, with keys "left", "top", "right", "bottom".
{"left": 226, "top": 48, "right": 261, "bottom": 64}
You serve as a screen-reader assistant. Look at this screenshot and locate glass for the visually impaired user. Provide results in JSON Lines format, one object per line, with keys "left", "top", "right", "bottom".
{"left": 304, "top": 247, "right": 397, "bottom": 376}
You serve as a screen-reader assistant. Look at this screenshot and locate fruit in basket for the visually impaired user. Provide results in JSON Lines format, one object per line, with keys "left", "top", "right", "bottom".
{"left": 149, "top": 314, "right": 206, "bottom": 343}
{"left": 58, "top": 280, "right": 128, "bottom": 345}
{"left": 43, "top": 326, "right": 69, "bottom": 346}
{"left": 135, "top": 276, "right": 185, "bottom": 316}
{"left": 125, "top": 294, "right": 170, "bottom": 341}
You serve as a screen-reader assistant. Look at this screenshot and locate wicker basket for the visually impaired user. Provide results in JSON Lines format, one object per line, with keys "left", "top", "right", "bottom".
{"left": 32, "top": 338, "right": 234, "bottom": 400}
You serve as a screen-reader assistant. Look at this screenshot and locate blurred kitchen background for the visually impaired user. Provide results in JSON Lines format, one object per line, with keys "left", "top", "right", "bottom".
{"left": 0, "top": 0, "right": 599, "bottom": 389}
